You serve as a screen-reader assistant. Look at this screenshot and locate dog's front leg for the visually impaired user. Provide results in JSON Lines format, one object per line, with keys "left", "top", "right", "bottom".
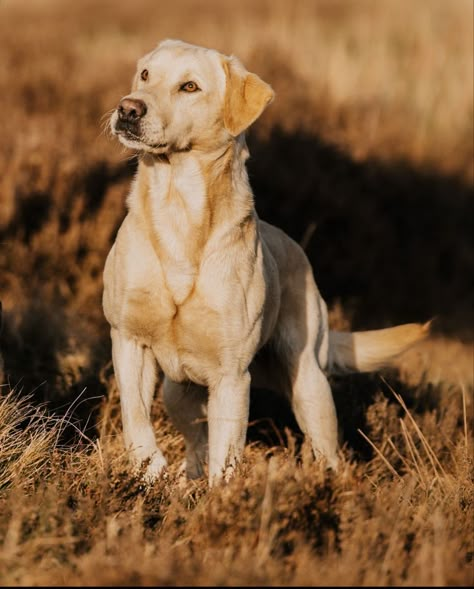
{"left": 207, "top": 371, "right": 251, "bottom": 485}
{"left": 111, "top": 328, "right": 167, "bottom": 481}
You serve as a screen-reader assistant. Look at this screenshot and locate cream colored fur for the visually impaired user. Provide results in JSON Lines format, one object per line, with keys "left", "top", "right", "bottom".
{"left": 103, "top": 39, "right": 428, "bottom": 484}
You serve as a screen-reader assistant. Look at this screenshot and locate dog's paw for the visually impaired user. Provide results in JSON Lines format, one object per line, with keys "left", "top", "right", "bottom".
{"left": 142, "top": 452, "right": 168, "bottom": 484}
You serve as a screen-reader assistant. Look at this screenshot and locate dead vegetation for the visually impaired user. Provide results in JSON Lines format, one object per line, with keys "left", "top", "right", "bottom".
{"left": 0, "top": 0, "right": 473, "bottom": 586}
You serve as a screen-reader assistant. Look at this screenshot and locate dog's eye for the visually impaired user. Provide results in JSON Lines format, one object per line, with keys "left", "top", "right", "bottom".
{"left": 180, "top": 81, "right": 199, "bottom": 93}
{"left": 140, "top": 69, "right": 149, "bottom": 82}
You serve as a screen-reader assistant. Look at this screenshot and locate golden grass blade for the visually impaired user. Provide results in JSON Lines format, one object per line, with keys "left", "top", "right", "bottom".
{"left": 357, "top": 428, "right": 401, "bottom": 480}
{"left": 382, "top": 377, "right": 448, "bottom": 479}
{"left": 399, "top": 418, "right": 427, "bottom": 489}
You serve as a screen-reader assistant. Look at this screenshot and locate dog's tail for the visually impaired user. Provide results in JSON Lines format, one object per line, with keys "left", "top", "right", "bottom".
{"left": 328, "top": 321, "right": 431, "bottom": 374}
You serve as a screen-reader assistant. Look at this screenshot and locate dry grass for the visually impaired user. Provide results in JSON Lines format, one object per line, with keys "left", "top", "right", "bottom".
{"left": 0, "top": 382, "right": 472, "bottom": 586}
{"left": 0, "top": 0, "right": 473, "bottom": 586}
{"left": 0, "top": 390, "right": 61, "bottom": 490}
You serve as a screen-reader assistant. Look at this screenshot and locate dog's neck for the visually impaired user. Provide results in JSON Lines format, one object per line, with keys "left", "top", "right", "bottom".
{"left": 130, "top": 137, "right": 257, "bottom": 304}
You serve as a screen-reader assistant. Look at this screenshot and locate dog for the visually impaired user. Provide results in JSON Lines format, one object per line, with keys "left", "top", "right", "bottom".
{"left": 103, "top": 39, "right": 429, "bottom": 484}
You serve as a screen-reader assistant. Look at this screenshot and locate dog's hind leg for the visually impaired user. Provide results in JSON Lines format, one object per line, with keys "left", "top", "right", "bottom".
{"left": 111, "top": 328, "right": 167, "bottom": 480}
{"left": 277, "top": 268, "right": 339, "bottom": 470}
{"left": 287, "top": 346, "right": 339, "bottom": 469}
{"left": 162, "top": 377, "right": 208, "bottom": 479}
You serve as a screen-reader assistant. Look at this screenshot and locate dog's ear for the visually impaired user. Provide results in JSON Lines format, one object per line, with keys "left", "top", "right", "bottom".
{"left": 222, "top": 57, "right": 274, "bottom": 137}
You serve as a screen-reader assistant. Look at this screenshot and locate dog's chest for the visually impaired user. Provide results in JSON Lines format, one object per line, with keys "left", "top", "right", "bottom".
{"left": 113, "top": 156, "right": 256, "bottom": 385}
{"left": 123, "top": 281, "right": 221, "bottom": 385}
{"left": 147, "top": 158, "right": 210, "bottom": 305}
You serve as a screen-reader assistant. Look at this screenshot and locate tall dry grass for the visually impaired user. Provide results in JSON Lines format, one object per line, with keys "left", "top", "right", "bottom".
{"left": 0, "top": 0, "right": 473, "bottom": 586}
{"left": 0, "top": 390, "right": 61, "bottom": 489}
{"left": 0, "top": 381, "right": 472, "bottom": 586}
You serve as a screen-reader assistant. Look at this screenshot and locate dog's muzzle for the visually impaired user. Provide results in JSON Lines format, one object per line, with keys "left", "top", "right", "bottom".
{"left": 115, "top": 97, "right": 147, "bottom": 136}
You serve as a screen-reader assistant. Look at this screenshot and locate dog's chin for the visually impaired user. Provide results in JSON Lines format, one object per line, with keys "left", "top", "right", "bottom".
{"left": 116, "top": 133, "right": 169, "bottom": 155}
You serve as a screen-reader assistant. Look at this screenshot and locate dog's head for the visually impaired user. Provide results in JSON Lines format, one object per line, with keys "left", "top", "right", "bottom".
{"left": 111, "top": 39, "right": 274, "bottom": 155}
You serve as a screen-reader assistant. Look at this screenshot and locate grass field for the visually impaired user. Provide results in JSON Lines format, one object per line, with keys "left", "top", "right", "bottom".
{"left": 0, "top": 0, "right": 473, "bottom": 585}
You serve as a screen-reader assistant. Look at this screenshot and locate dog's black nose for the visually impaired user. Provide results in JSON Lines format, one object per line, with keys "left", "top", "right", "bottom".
{"left": 117, "top": 98, "right": 147, "bottom": 122}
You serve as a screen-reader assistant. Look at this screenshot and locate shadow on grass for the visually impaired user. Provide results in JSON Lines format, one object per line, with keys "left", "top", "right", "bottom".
{"left": 247, "top": 127, "right": 474, "bottom": 341}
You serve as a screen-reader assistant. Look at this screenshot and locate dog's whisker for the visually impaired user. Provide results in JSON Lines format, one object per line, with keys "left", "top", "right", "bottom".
{"left": 100, "top": 108, "right": 115, "bottom": 122}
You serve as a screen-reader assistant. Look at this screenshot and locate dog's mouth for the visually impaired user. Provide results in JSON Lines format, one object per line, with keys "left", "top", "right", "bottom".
{"left": 114, "top": 128, "right": 169, "bottom": 153}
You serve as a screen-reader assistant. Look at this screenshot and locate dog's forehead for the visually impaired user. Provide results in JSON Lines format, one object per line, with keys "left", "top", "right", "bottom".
{"left": 139, "top": 41, "right": 226, "bottom": 90}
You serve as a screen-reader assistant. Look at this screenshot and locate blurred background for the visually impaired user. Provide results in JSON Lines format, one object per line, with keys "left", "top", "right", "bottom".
{"left": 0, "top": 0, "right": 472, "bottom": 417}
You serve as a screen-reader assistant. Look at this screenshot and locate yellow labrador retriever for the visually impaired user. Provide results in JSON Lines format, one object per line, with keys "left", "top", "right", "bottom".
{"left": 103, "top": 39, "right": 428, "bottom": 484}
